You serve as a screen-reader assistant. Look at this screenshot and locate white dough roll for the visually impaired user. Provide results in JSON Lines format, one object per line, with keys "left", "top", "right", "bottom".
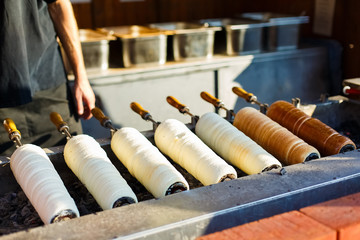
{"left": 154, "top": 119, "right": 237, "bottom": 186}
{"left": 10, "top": 144, "right": 79, "bottom": 224}
{"left": 195, "top": 112, "right": 282, "bottom": 174}
{"left": 111, "top": 127, "right": 189, "bottom": 198}
{"left": 64, "top": 134, "right": 137, "bottom": 210}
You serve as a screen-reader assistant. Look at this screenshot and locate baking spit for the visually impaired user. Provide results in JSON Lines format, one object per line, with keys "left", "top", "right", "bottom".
{"left": 0, "top": 95, "right": 360, "bottom": 239}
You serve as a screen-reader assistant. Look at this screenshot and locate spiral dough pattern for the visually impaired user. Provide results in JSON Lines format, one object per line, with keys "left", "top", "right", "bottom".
{"left": 233, "top": 107, "right": 320, "bottom": 165}
{"left": 11, "top": 144, "right": 79, "bottom": 224}
{"left": 196, "top": 112, "right": 282, "bottom": 174}
{"left": 154, "top": 119, "right": 237, "bottom": 186}
{"left": 111, "top": 127, "right": 189, "bottom": 198}
{"left": 64, "top": 135, "right": 137, "bottom": 210}
{"left": 267, "top": 100, "right": 356, "bottom": 156}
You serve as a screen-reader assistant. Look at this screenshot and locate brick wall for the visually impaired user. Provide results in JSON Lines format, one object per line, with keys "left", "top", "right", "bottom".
{"left": 198, "top": 192, "right": 360, "bottom": 240}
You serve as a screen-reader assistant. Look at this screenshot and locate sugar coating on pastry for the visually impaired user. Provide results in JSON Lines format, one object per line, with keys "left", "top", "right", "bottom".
{"left": 233, "top": 107, "right": 320, "bottom": 165}
{"left": 267, "top": 100, "right": 356, "bottom": 156}
{"left": 111, "top": 127, "right": 189, "bottom": 198}
{"left": 196, "top": 112, "right": 281, "bottom": 174}
{"left": 11, "top": 144, "right": 79, "bottom": 224}
{"left": 64, "top": 134, "right": 137, "bottom": 210}
{"left": 154, "top": 119, "right": 237, "bottom": 186}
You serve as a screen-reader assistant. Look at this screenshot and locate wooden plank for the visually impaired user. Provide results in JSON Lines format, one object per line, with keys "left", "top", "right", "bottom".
{"left": 91, "top": 0, "right": 157, "bottom": 27}
{"left": 92, "top": 0, "right": 115, "bottom": 27}
{"left": 72, "top": 3, "right": 93, "bottom": 29}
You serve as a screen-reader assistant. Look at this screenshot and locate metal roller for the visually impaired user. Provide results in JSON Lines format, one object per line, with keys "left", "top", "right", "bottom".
{"left": 2, "top": 118, "right": 79, "bottom": 224}
{"left": 50, "top": 112, "right": 137, "bottom": 209}
{"left": 131, "top": 102, "right": 237, "bottom": 185}
{"left": 91, "top": 107, "right": 189, "bottom": 198}
{"left": 167, "top": 95, "right": 282, "bottom": 175}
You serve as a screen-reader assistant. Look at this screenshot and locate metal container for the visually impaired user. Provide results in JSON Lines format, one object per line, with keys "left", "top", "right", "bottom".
{"left": 98, "top": 25, "right": 169, "bottom": 68}
{"left": 200, "top": 18, "right": 266, "bottom": 56}
{"left": 61, "top": 29, "right": 115, "bottom": 73}
{"left": 240, "top": 12, "right": 309, "bottom": 51}
{"left": 149, "top": 22, "right": 221, "bottom": 61}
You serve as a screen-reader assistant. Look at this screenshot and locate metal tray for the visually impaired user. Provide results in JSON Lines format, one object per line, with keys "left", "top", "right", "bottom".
{"left": 200, "top": 18, "right": 266, "bottom": 56}
{"left": 98, "top": 26, "right": 169, "bottom": 68}
{"left": 61, "top": 29, "right": 115, "bottom": 73}
{"left": 149, "top": 22, "right": 221, "bottom": 61}
{"left": 240, "top": 12, "right": 309, "bottom": 51}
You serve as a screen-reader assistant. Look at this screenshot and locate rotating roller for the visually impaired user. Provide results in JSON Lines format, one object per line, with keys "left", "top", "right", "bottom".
{"left": 50, "top": 112, "right": 137, "bottom": 210}
{"left": 168, "top": 95, "right": 282, "bottom": 174}
{"left": 266, "top": 100, "right": 356, "bottom": 156}
{"left": 91, "top": 107, "right": 189, "bottom": 198}
{"left": 3, "top": 118, "right": 79, "bottom": 224}
{"left": 131, "top": 102, "right": 237, "bottom": 186}
{"left": 196, "top": 112, "right": 282, "bottom": 174}
{"left": 233, "top": 107, "right": 320, "bottom": 165}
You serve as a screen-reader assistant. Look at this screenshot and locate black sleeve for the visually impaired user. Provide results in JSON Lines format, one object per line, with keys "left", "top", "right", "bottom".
{"left": 44, "top": 0, "right": 57, "bottom": 3}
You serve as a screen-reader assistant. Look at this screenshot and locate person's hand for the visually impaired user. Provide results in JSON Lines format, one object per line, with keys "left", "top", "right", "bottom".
{"left": 47, "top": 0, "right": 95, "bottom": 120}
{"left": 73, "top": 76, "right": 95, "bottom": 120}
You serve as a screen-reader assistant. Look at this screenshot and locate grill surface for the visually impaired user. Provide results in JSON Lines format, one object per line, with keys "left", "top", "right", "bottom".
{"left": 0, "top": 96, "right": 360, "bottom": 239}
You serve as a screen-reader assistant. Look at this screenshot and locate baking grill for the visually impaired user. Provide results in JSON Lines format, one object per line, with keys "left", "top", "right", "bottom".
{"left": 0, "top": 90, "right": 360, "bottom": 240}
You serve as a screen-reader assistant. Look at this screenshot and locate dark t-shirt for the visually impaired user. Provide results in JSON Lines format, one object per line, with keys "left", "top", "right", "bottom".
{"left": 0, "top": 0, "right": 66, "bottom": 108}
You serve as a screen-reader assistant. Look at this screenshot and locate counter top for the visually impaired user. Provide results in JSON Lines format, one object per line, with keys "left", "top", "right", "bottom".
{"left": 69, "top": 46, "right": 326, "bottom": 85}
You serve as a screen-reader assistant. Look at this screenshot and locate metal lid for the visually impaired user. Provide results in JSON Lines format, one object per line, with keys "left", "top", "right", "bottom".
{"left": 98, "top": 25, "right": 171, "bottom": 39}
{"left": 200, "top": 18, "right": 267, "bottom": 30}
{"left": 149, "top": 22, "right": 221, "bottom": 34}
{"left": 241, "top": 12, "right": 309, "bottom": 26}
{"left": 78, "top": 29, "right": 116, "bottom": 42}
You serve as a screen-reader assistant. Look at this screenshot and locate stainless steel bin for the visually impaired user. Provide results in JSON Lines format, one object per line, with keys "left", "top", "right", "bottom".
{"left": 61, "top": 29, "right": 115, "bottom": 73}
{"left": 200, "top": 18, "right": 266, "bottom": 56}
{"left": 98, "top": 25, "right": 169, "bottom": 68}
{"left": 240, "top": 12, "right": 309, "bottom": 51}
{"left": 149, "top": 22, "right": 221, "bottom": 61}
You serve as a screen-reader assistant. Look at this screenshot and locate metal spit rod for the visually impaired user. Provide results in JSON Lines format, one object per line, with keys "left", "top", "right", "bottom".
{"left": 232, "top": 87, "right": 268, "bottom": 113}
{"left": 166, "top": 96, "right": 194, "bottom": 117}
{"left": 200, "top": 91, "right": 235, "bottom": 121}
{"left": 49, "top": 112, "right": 72, "bottom": 139}
{"left": 3, "top": 118, "right": 22, "bottom": 147}
{"left": 130, "top": 102, "right": 160, "bottom": 131}
{"left": 166, "top": 96, "right": 199, "bottom": 126}
{"left": 91, "top": 107, "right": 117, "bottom": 136}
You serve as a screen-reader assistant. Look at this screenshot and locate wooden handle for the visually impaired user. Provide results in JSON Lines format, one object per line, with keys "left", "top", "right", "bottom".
{"left": 200, "top": 91, "right": 220, "bottom": 107}
{"left": 130, "top": 102, "right": 149, "bottom": 119}
{"left": 50, "top": 112, "right": 67, "bottom": 131}
{"left": 232, "top": 87, "right": 254, "bottom": 102}
{"left": 3, "top": 118, "right": 21, "bottom": 137}
{"left": 91, "top": 107, "right": 110, "bottom": 126}
{"left": 166, "top": 96, "right": 186, "bottom": 111}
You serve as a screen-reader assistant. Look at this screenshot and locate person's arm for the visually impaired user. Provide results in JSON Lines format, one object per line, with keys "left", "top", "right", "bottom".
{"left": 47, "top": 0, "right": 95, "bottom": 120}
